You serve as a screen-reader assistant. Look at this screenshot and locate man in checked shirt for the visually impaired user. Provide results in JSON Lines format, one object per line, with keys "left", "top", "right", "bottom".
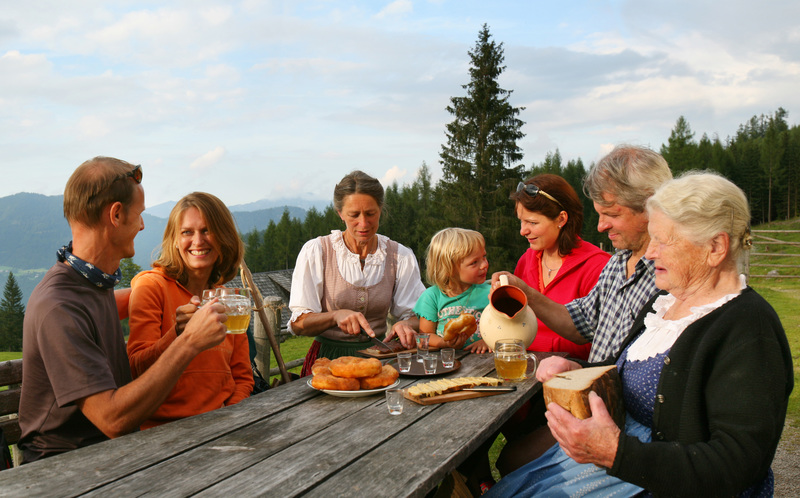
{"left": 491, "top": 145, "right": 673, "bottom": 475}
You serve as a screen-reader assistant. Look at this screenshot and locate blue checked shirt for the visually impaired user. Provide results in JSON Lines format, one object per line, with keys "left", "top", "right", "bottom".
{"left": 565, "top": 250, "right": 658, "bottom": 363}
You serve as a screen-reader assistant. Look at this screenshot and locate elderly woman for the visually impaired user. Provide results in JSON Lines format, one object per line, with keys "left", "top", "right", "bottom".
{"left": 487, "top": 172, "right": 793, "bottom": 497}
{"left": 127, "top": 192, "right": 253, "bottom": 429}
{"left": 290, "top": 170, "right": 425, "bottom": 376}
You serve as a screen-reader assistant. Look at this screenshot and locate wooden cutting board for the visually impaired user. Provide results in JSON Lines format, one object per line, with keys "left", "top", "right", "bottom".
{"left": 403, "top": 389, "right": 509, "bottom": 405}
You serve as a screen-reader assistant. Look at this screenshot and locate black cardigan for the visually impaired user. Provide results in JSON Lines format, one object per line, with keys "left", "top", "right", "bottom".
{"left": 602, "top": 287, "right": 793, "bottom": 497}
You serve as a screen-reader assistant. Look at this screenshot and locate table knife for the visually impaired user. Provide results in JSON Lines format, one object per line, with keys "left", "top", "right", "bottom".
{"left": 361, "top": 328, "right": 394, "bottom": 352}
{"left": 462, "top": 385, "right": 517, "bottom": 392}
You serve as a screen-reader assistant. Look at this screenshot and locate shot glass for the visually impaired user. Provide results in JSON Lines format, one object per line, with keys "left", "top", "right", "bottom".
{"left": 397, "top": 353, "right": 412, "bottom": 373}
{"left": 422, "top": 353, "right": 438, "bottom": 375}
{"left": 385, "top": 389, "right": 404, "bottom": 415}
{"left": 416, "top": 333, "right": 430, "bottom": 362}
{"left": 441, "top": 348, "right": 455, "bottom": 369}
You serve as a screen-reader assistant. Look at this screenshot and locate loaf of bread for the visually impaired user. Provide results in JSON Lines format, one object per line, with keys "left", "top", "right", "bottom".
{"left": 407, "top": 376, "right": 501, "bottom": 399}
{"left": 542, "top": 365, "right": 624, "bottom": 427}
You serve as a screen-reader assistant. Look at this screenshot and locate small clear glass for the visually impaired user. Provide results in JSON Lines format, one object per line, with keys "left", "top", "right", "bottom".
{"left": 386, "top": 389, "right": 404, "bottom": 415}
{"left": 441, "top": 348, "right": 455, "bottom": 369}
{"left": 416, "top": 333, "right": 430, "bottom": 362}
{"left": 397, "top": 353, "right": 412, "bottom": 373}
{"left": 422, "top": 353, "right": 438, "bottom": 375}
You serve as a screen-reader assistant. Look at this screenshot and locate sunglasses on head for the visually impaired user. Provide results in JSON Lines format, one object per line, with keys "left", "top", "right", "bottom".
{"left": 516, "top": 181, "right": 564, "bottom": 209}
{"left": 88, "top": 165, "right": 143, "bottom": 202}
{"left": 114, "top": 164, "right": 143, "bottom": 184}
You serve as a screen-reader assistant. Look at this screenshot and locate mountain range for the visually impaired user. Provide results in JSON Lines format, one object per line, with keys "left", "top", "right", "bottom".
{"left": 0, "top": 192, "right": 326, "bottom": 304}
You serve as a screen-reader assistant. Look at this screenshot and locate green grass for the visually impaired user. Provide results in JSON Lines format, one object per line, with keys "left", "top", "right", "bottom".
{"left": 0, "top": 352, "right": 22, "bottom": 362}
{"left": 267, "top": 336, "right": 314, "bottom": 384}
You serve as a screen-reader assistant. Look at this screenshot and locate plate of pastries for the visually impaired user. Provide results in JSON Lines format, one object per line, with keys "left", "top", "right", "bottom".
{"left": 307, "top": 356, "right": 400, "bottom": 397}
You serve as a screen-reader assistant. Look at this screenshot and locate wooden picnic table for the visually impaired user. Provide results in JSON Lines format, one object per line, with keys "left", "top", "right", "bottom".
{"left": 0, "top": 352, "right": 548, "bottom": 497}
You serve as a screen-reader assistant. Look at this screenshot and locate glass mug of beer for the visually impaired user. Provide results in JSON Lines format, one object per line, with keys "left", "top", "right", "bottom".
{"left": 493, "top": 338, "right": 528, "bottom": 381}
{"left": 217, "top": 288, "right": 253, "bottom": 334}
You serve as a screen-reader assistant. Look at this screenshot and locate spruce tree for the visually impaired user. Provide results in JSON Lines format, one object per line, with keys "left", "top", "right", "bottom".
{"left": 119, "top": 258, "right": 142, "bottom": 288}
{"left": 0, "top": 272, "right": 25, "bottom": 351}
{"left": 439, "top": 24, "right": 526, "bottom": 272}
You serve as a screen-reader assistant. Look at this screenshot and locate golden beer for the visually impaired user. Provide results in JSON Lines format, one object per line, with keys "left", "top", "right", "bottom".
{"left": 494, "top": 353, "right": 527, "bottom": 381}
{"left": 226, "top": 312, "right": 251, "bottom": 334}
{"left": 220, "top": 292, "right": 252, "bottom": 334}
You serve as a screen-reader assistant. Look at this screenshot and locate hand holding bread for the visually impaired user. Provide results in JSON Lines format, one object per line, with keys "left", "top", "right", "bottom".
{"left": 442, "top": 313, "right": 477, "bottom": 341}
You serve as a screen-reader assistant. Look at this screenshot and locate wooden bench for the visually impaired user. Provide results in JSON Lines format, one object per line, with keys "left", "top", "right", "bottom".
{"left": 0, "top": 359, "right": 22, "bottom": 467}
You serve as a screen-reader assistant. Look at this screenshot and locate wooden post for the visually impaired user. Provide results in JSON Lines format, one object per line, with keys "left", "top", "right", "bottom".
{"left": 744, "top": 246, "right": 751, "bottom": 286}
{"left": 239, "top": 262, "right": 292, "bottom": 384}
{"left": 254, "top": 296, "right": 282, "bottom": 375}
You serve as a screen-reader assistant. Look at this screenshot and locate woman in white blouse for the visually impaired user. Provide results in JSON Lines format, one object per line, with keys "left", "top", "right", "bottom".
{"left": 487, "top": 171, "right": 792, "bottom": 497}
{"left": 289, "top": 170, "right": 425, "bottom": 376}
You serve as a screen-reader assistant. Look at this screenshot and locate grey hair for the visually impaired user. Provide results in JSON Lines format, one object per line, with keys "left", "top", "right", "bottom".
{"left": 584, "top": 145, "right": 672, "bottom": 212}
{"left": 647, "top": 171, "right": 752, "bottom": 268}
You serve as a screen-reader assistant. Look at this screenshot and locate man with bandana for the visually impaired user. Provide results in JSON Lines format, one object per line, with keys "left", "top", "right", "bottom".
{"left": 18, "top": 157, "right": 229, "bottom": 463}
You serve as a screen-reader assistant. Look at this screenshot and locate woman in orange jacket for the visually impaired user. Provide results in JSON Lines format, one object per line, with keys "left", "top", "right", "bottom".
{"left": 127, "top": 192, "right": 253, "bottom": 429}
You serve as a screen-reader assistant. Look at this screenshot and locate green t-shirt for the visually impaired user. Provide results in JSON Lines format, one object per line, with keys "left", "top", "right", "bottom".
{"left": 413, "top": 283, "right": 490, "bottom": 347}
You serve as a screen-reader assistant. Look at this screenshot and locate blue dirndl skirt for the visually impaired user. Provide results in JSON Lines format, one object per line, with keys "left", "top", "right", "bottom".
{"left": 485, "top": 414, "right": 649, "bottom": 498}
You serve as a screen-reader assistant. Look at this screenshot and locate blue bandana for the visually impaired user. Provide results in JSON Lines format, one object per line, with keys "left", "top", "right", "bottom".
{"left": 57, "top": 241, "right": 122, "bottom": 289}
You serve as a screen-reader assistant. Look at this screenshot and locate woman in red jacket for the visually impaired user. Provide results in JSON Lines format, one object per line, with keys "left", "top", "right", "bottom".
{"left": 511, "top": 174, "right": 610, "bottom": 359}
{"left": 488, "top": 175, "right": 610, "bottom": 485}
{"left": 127, "top": 192, "right": 253, "bottom": 429}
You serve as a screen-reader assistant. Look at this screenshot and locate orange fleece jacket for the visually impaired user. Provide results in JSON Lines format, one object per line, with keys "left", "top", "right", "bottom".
{"left": 127, "top": 268, "right": 253, "bottom": 429}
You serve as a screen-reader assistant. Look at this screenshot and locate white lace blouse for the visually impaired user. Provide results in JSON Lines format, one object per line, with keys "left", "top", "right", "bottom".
{"left": 625, "top": 275, "right": 748, "bottom": 362}
{"left": 288, "top": 230, "right": 425, "bottom": 333}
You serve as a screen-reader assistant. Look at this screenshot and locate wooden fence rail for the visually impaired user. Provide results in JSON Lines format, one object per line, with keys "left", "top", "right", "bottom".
{"left": 745, "top": 230, "right": 800, "bottom": 280}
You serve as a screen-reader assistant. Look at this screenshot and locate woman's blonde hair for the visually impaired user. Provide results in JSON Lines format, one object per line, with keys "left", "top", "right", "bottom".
{"left": 153, "top": 192, "right": 244, "bottom": 287}
{"left": 647, "top": 171, "right": 752, "bottom": 269}
{"left": 425, "top": 228, "right": 485, "bottom": 294}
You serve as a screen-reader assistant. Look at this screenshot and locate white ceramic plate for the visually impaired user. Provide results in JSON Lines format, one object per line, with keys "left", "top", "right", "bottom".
{"left": 306, "top": 378, "right": 401, "bottom": 397}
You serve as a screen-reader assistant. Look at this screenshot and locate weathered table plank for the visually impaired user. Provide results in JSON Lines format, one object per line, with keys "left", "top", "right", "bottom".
{"left": 0, "top": 352, "right": 542, "bottom": 497}
{"left": 0, "top": 377, "right": 320, "bottom": 495}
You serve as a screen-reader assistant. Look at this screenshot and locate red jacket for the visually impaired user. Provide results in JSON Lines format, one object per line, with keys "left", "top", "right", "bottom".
{"left": 127, "top": 269, "right": 253, "bottom": 429}
{"left": 514, "top": 239, "right": 610, "bottom": 360}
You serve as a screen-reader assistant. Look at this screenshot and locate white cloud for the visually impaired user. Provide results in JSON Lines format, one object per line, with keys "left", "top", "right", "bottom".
{"left": 0, "top": 0, "right": 799, "bottom": 208}
{"left": 381, "top": 165, "right": 408, "bottom": 186}
{"left": 190, "top": 146, "right": 227, "bottom": 170}
{"left": 374, "top": 0, "right": 413, "bottom": 19}
{"left": 78, "top": 115, "right": 110, "bottom": 138}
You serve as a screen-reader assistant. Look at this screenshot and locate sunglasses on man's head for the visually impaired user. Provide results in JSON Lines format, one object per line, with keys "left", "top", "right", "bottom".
{"left": 88, "top": 165, "right": 143, "bottom": 202}
{"left": 115, "top": 164, "right": 143, "bottom": 184}
{"left": 515, "top": 181, "right": 563, "bottom": 208}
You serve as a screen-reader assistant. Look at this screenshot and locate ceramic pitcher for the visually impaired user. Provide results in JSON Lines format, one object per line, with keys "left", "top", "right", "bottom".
{"left": 480, "top": 275, "right": 538, "bottom": 350}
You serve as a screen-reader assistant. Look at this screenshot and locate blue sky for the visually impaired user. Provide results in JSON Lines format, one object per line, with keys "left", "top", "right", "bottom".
{"left": 1, "top": 0, "right": 799, "bottom": 210}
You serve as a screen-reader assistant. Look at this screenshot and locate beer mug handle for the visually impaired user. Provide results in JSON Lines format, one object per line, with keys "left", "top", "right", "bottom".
{"left": 525, "top": 353, "right": 539, "bottom": 378}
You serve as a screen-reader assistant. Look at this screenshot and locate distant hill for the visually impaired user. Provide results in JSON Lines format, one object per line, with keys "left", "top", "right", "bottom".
{"left": 0, "top": 192, "right": 312, "bottom": 304}
{"left": 147, "top": 197, "right": 330, "bottom": 219}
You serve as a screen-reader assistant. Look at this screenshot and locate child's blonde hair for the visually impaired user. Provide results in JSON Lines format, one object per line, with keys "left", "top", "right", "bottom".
{"left": 425, "top": 228, "right": 486, "bottom": 294}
